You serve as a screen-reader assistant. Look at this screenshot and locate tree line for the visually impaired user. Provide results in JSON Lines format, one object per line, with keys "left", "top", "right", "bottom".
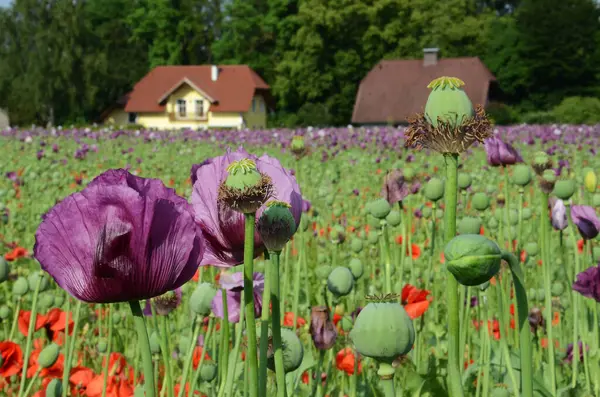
{"left": 0, "top": 0, "right": 598, "bottom": 127}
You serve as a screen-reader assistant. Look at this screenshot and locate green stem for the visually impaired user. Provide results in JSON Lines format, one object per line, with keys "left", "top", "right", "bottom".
{"left": 243, "top": 212, "right": 259, "bottom": 397}
{"left": 8, "top": 298, "right": 20, "bottom": 341}
{"left": 63, "top": 299, "right": 82, "bottom": 397}
{"left": 259, "top": 252, "right": 273, "bottom": 397}
{"left": 23, "top": 368, "right": 41, "bottom": 397}
{"left": 222, "top": 290, "right": 246, "bottom": 397}
{"left": 271, "top": 251, "right": 287, "bottom": 397}
{"left": 377, "top": 362, "right": 396, "bottom": 397}
{"left": 159, "top": 315, "right": 175, "bottom": 397}
{"left": 218, "top": 288, "right": 230, "bottom": 391}
{"left": 566, "top": 203, "right": 581, "bottom": 388}
{"left": 501, "top": 251, "right": 533, "bottom": 397}
{"left": 101, "top": 305, "right": 113, "bottom": 397}
{"left": 311, "top": 350, "right": 326, "bottom": 397}
{"left": 17, "top": 272, "right": 43, "bottom": 397}
{"left": 129, "top": 300, "right": 157, "bottom": 397}
{"left": 382, "top": 223, "right": 393, "bottom": 293}
{"left": 443, "top": 153, "right": 463, "bottom": 397}
{"left": 61, "top": 293, "right": 72, "bottom": 397}
{"left": 494, "top": 279, "right": 519, "bottom": 394}
{"left": 503, "top": 167, "right": 511, "bottom": 250}
{"left": 516, "top": 188, "right": 524, "bottom": 253}
{"left": 292, "top": 233, "right": 303, "bottom": 329}
{"left": 190, "top": 318, "right": 214, "bottom": 397}
{"left": 177, "top": 316, "right": 202, "bottom": 397}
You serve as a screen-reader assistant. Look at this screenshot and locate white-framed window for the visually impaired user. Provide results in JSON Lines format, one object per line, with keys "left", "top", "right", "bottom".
{"left": 259, "top": 100, "right": 265, "bottom": 113}
{"left": 252, "top": 98, "right": 256, "bottom": 112}
{"left": 195, "top": 100, "right": 204, "bottom": 117}
{"left": 177, "top": 99, "right": 186, "bottom": 117}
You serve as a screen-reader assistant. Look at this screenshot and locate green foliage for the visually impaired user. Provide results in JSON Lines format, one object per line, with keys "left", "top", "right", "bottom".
{"left": 519, "top": 111, "right": 556, "bottom": 125}
{"left": 485, "top": 102, "right": 518, "bottom": 125}
{"left": 551, "top": 96, "right": 600, "bottom": 125}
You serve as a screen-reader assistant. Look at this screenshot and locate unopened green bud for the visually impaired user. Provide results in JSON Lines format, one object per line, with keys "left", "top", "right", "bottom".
{"left": 522, "top": 208, "right": 532, "bottom": 220}
{"left": 488, "top": 217, "right": 499, "bottom": 230}
{"left": 368, "top": 198, "right": 391, "bottom": 220}
{"left": 584, "top": 170, "right": 597, "bottom": 193}
{"left": 422, "top": 206, "right": 432, "bottom": 218}
{"left": 458, "top": 173, "right": 472, "bottom": 190}
{"left": 327, "top": 267, "right": 354, "bottom": 297}
{"left": 28, "top": 272, "right": 49, "bottom": 292}
{"left": 350, "top": 238, "right": 363, "bottom": 254}
{"left": 509, "top": 210, "right": 518, "bottom": 226}
{"left": 350, "top": 297, "right": 415, "bottom": 363}
{"left": 472, "top": 193, "right": 490, "bottom": 211}
{"left": 333, "top": 207, "right": 343, "bottom": 218}
{"left": 149, "top": 332, "right": 161, "bottom": 354}
{"left": 444, "top": 234, "right": 502, "bottom": 286}
{"left": 348, "top": 258, "right": 364, "bottom": 280}
{"left": 525, "top": 242, "right": 538, "bottom": 256}
{"left": 39, "top": 293, "right": 55, "bottom": 310}
{"left": 190, "top": 283, "right": 216, "bottom": 316}
{"left": 0, "top": 257, "right": 9, "bottom": 283}
{"left": 403, "top": 168, "right": 416, "bottom": 182}
{"left": 45, "top": 378, "right": 62, "bottom": 397}
{"left": 0, "top": 305, "right": 10, "bottom": 319}
{"left": 53, "top": 294, "right": 64, "bottom": 308}
{"left": 424, "top": 178, "right": 445, "bottom": 202}
{"left": 315, "top": 265, "right": 332, "bottom": 280}
{"left": 386, "top": 210, "right": 401, "bottom": 227}
{"left": 38, "top": 343, "right": 60, "bottom": 368}
{"left": 458, "top": 217, "right": 482, "bottom": 235}
{"left": 513, "top": 164, "right": 532, "bottom": 186}
{"left": 536, "top": 288, "right": 545, "bottom": 302}
{"left": 200, "top": 362, "right": 218, "bottom": 382}
{"left": 367, "top": 232, "right": 379, "bottom": 245}
{"left": 553, "top": 179, "right": 576, "bottom": 200}
{"left": 12, "top": 277, "right": 29, "bottom": 296}
{"left": 258, "top": 201, "right": 297, "bottom": 252}
{"left": 97, "top": 340, "right": 108, "bottom": 353}
{"left": 267, "top": 328, "right": 304, "bottom": 373}
{"left": 551, "top": 282, "right": 564, "bottom": 297}
{"left": 424, "top": 77, "right": 474, "bottom": 128}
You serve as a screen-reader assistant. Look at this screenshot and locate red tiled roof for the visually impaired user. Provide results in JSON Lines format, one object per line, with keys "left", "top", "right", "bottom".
{"left": 123, "top": 65, "right": 269, "bottom": 113}
{"left": 352, "top": 57, "right": 496, "bottom": 124}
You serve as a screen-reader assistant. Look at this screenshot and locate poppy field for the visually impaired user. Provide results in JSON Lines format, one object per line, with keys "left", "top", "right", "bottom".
{"left": 1, "top": 90, "right": 600, "bottom": 396}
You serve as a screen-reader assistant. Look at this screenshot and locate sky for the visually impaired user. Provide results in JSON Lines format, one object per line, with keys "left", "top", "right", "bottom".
{"left": 0, "top": 0, "right": 11, "bottom": 7}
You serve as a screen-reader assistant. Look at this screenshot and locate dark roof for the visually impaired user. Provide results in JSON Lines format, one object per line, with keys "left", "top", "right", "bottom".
{"left": 123, "top": 65, "right": 270, "bottom": 113}
{"left": 352, "top": 57, "right": 496, "bottom": 124}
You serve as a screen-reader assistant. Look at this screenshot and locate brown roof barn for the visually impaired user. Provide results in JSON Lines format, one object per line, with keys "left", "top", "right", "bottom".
{"left": 123, "top": 65, "right": 271, "bottom": 114}
{"left": 352, "top": 49, "right": 496, "bottom": 125}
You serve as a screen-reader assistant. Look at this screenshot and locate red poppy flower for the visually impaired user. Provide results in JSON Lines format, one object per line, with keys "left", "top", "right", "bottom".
{"left": 401, "top": 284, "right": 431, "bottom": 319}
{"left": 18, "top": 310, "right": 48, "bottom": 337}
{"left": 32, "top": 377, "right": 54, "bottom": 397}
{"left": 0, "top": 341, "right": 23, "bottom": 377}
{"left": 332, "top": 313, "right": 342, "bottom": 326}
{"left": 192, "top": 347, "right": 211, "bottom": 369}
{"left": 69, "top": 366, "right": 94, "bottom": 396}
{"left": 86, "top": 375, "right": 134, "bottom": 397}
{"left": 27, "top": 349, "right": 64, "bottom": 378}
{"left": 479, "top": 226, "right": 485, "bottom": 235}
{"left": 335, "top": 348, "right": 362, "bottom": 375}
{"left": 174, "top": 383, "right": 204, "bottom": 396}
{"left": 577, "top": 239, "right": 584, "bottom": 254}
{"left": 488, "top": 320, "right": 500, "bottom": 340}
{"left": 4, "top": 247, "right": 27, "bottom": 261}
{"left": 283, "top": 312, "right": 306, "bottom": 328}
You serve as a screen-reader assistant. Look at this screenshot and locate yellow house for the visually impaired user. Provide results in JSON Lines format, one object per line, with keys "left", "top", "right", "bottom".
{"left": 101, "top": 65, "right": 271, "bottom": 129}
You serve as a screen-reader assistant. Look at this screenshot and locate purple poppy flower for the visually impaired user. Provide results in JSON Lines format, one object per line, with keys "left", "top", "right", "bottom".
{"left": 309, "top": 306, "right": 337, "bottom": 350}
{"left": 564, "top": 341, "right": 587, "bottom": 363}
{"left": 484, "top": 137, "right": 523, "bottom": 166}
{"left": 551, "top": 199, "right": 568, "bottom": 231}
{"left": 36, "top": 150, "right": 45, "bottom": 160}
{"left": 52, "top": 144, "right": 59, "bottom": 153}
{"left": 211, "top": 272, "right": 264, "bottom": 323}
{"left": 381, "top": 170, "right": 411, "bottom": 204}
{"left": 302, "top": 199, "right": 312, "bottom": 213}
{"left": 571, "top": 205, "right": 600, "bottom": 240}
{"left": 33, "top": 169, "right": 205, "bottom": 303}
{"left": 573, "top": 264, "right": 600, "bottom": 302}
{"left": 143, "top": 288, "right": 183, "bottom": 316}
{"left": 352, "top": 189, "right": 359, "bottom": 196}
{"left": 191, "top": 147, "right": 302, "bottom": 268}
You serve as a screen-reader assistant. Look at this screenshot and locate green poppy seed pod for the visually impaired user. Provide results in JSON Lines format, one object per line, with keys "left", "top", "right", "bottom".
{"left": 341, "top": 316, "right": 353, "bottom": 332}
{"left": 509, "top": 210, "right": 518, "bottom": 226}
{"left": 318, "top": 253, "right": 328, "bottom": 264}
{"left": 552, "top": 179, "right": 577, "bottom": 200}
{"left": 149, "top": 332, "right": 161, "bottom": 354}
{"left": 315, "top": 265, "right": 332, "bottom": 280}
{"left": 349, "top": 300, "right": 415, "bottom": 363}
{"left": 536, "top": 288, "right": 545, "bottom": 302}
{"left": 551, "top": 282, "right": 564, "bottom": 297}
{"left": 0, "top": 257, "right": 9, "bottom": 283}
{"left": 53, "top": 294, "right": 64, "bottom": 308}
{"left": 525, "top": 242, "right": 539, "bottom": 256}
{"left": 0, "top": 305, "right": 10, "bottom": 319}
{"left": 472, "top": 193, "right": 490, "bottom": 211}
{"left": 327, "top": 267, "right": 354, "bottom": 297}
{"left": 512, "top": 164, "right": 532, "bottom": 186}
{"left": 38, "top": 343, "right": 60, "bottom": 368}
{"left": 424, "top": 178, "right": 445, "bottom": 202}
{"left": 540, "top": 169, "right": 557, "bottom": 194}
{"left": 491, "top": 387, "right": 511, "bottom": 397}
{"left": 528, "top": 288, "right": 536, "bottom": 300}
{"left": 486, "top": 184, "right": 497, "bottom": 194}
{"left": 45, "top": 378, "right": 62, "bottom": 397}
{"left": 179, "top": 336, "right": 192, "bottom": 354}
{"left": 220, "top": 159, "right": 272, "bottom": 214}
{"left": 386, "top": 210, "right": 401, "bottom": 227}
{"left": 436, "top": 209, "right": 444, "bottom": 219}
{"left": 112, "top": 312, "right": 122, "bottom": 325}
{"left": 330, "top": 225, "right": 346, "bottom": 244}
{"left": 424, "top": 77, "right": 474, "bottom": 128}
{"left": 367, "top": 232, "right": 379, "bottom": 245}
{"left": 348, "top": 258, "right": 364, "bottom": 280}
{"left": 190, "top": 283, "right": 217, "bottom": 316}
{"left": 533, "top": 151, "right": 552, "bottom": 175}
{"left": 326, "top": 195, "right": 335, "bottom": 206}
{"left": 200, "top": 362, "right": 218, "bottom": 382}
{"left": 488, "top": 217, "right": 499, "bottom": 231}
{"left": 403, "top": 168, "right": 416, "bottom": 182}
{"left": 584, "top": 170, "right": 597, "bottom": 193}
{"left": 422, "top": 206, "right": 432, "bottom": 218}
{"left": 97, "top": 340, "right": 108, "bottom": 353}
{"left": 593, "top": 193, "right": 600, "bottom": 207}
{"left": 39, "top": 293, "right": 55, "bottom": 311}
{"left": 12, "top": 277, "right": 29, "bottom": 296}
{"left": 257, "top": 201, "right": 297, "bottom": 252}
{"left": 350, "top": 238, "right": 363, "bottom": 254}
{"left": 28, "top": 272, "right": 49, "bottom": 292}
{"left": 496, "top": 194, "right": 505, "bottom": 206}
{"left": 458, "top": 173, "right": 472, "bottom": 190}
{"left": 444, "top": 234, "right": 502, "bottom": 286}
{"left": 368, "top": 198, "right": 391, "bottom": 220}
{"left": 522, "top": 208, "right": 532, "bottom": 220}
{"left": 267, "top": 328, "right": 304, "bottom": 373}
{"left": 458, "top": 217, "right": 482, "bottom": 235}
{"left": 367, "top": 213, "right": 380, "bottom": 229}
{"left": 290, "top": 135, "right": 306, "bottom": 156}
{"left": 299, "top": 215, "right": 309, "bottom": 232}
{"left": 593, "top": 247, "right": 600, "bottom": 262}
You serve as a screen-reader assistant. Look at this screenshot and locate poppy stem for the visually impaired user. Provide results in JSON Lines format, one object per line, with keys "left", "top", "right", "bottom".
{"left": 63, "top": 299, "right": 82, "bottom": 397}
{"left": 271, "top": 250, "right": 287, "bottom": 397}
{"left": 377, "top": 362, "right": 395, "bottom": 397}
{"left": 381, "top": 222, "right": 392, "bottom": 294}
{"left": 128, "top": 300, "right": 156, "bottom": 397}
{"left": 566, "top": 203, "right": 581, "bottom": 388}
{"left": 189, "top": 318, "right": 214, "bottom": 396}
{"left": 243, "top": 212, "right": 259, "bottom": 397}
{"left": 443, "top": 153, "right": 464, "bottom": 397}
{"left": 177, "top": 315, "right": 202, "bottom": 397}
{"left": 501, "top": 250, "right": 533, "bottom": 397}
{"left": 61, "top": 293, "right": 71, "bottom": 397}
{"left": 101, "top": 304, "right": 113, "bottom": 397}
{"left": 16, "top": 271, "right": 43, "bottom": 397}
{"left": 311, "top": 349, "right": 325, "bottom": 397}
{"left": 258, "top": 251, "right": 273, "bottom": 396}
{"left": 22, "top": 367, "right": 41, "bottom": 397}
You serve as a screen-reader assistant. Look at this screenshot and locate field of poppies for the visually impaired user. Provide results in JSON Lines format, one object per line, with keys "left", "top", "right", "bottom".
{"left": 1, "top": 86, "right": 600, "bottom": 397}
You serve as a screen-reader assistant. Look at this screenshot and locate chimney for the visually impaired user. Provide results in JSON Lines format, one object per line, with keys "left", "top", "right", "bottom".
{"left": 423, "top": 48, "right": 439, "bottom": 66}
{"left": 211, "top": 65, "right": 219, "bottom": 81}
